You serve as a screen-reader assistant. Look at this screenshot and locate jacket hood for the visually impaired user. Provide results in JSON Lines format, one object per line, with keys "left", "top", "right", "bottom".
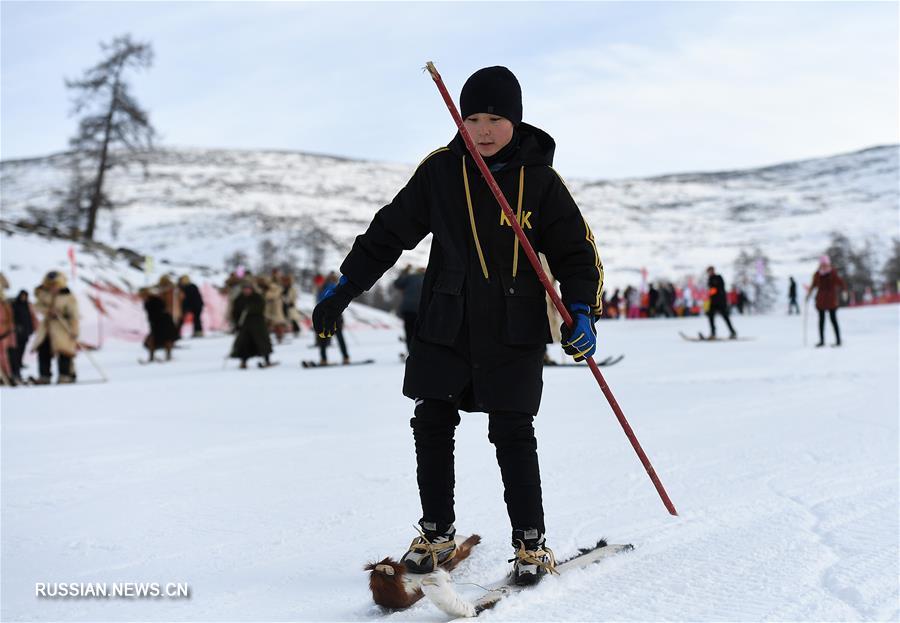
{"left": 448, "top": 122, "right": 556, "bottom": 168}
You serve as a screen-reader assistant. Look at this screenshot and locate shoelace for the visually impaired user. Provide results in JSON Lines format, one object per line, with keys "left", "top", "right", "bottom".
{"left": 509, "top": 539, "right": 559, "bottom": 575}
{"left": 408, "top": 525, "right": 457, "bottom": 570}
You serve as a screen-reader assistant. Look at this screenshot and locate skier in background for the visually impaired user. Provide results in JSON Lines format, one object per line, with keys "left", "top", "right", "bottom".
{"left": 312, "top": 66, "right": 603, "bottom": 585}
{"left": 705, "top": 266, "right": 737, "bottom": 339}
{"left": 315, "top": 272, "right": 351, "bottom": 365}
{"left": 393, "top": 264, "right": 425, "bottom": 352}
{"left": 177, "top": 275, "right": 205, "bottom": 337}
{"left": 807, "top": 256, "right": 845, "bottom": 347}
{"left": 230, "top": 279, "right": 273, "bottom": 369}
{"left": 139, "top": 287, "right": 178, "bottom": 362}
{"left": 607, "top": 288, "right": 621, "bottom": 319}
{"left": 261, "top": 274, "right": 288, "bottom": 344}
{"left": 788, "top": 277, "right": 800, "bottom": 315}
{"left": 157, "top": 275, "right": 183, "bottom": 341}
{"left": 280, "top": 273, "right": 303, "bottom": 337}
{"left": 32, "top": 271, "right": 80, "bottom": 384}
{"left": 11, "top": 289, "right": 38, "bottom": 383}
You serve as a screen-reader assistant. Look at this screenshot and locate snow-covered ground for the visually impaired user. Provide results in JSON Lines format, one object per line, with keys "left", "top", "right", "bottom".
{"left": 2, "top": 304, "right": 897, "bottom": 621}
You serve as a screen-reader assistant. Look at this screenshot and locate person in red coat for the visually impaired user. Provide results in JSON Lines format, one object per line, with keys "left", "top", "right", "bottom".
{"left": 807, "top": 255, "right": 846, "bottom": 347}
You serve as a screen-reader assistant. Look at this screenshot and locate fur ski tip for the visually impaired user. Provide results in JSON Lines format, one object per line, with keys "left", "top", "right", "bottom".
{"left": 574, "top": 539, "right": 608, "bottom": 557}
{"left": 365, "top": 557, "right": 421, "bottom": 610}
{"left": 365, "top": 534, "right": 482, "bottom": 611}
{"left": 422, "top": 568, "right": 477, "bottom": 618}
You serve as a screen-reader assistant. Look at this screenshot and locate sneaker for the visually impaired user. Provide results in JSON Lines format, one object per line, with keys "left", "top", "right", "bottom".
{"left": 510, "top": 529, "right": 557, "bottom": 586}
{"left": 400, "top": 521, "right": 457, "bottom": 574}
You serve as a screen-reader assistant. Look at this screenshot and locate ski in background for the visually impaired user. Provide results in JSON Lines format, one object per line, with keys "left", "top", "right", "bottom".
{"left": 422, "top": 539, "right": 633, "bottom": 618}
{"left": 679, "top": 331, "right": 754, "bottom": 343}
{"left": 300, "top": 359, "right": 375, "bottom": 369}
{"left": 22, "top": 376, "right": 108, "bottom": 387}
{"left": 545, "top": 354, "right": 625, "bottom": 368}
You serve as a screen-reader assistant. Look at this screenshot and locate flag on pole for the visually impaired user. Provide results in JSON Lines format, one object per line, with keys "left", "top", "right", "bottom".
{"left": 144, "top": 256, "right": 154, "bottom": 284}
{"left": 67, "top": 246, "right": 77, "bottom": 280}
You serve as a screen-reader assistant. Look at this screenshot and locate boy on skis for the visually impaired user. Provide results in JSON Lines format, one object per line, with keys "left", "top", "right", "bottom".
{"left": 313, "top": 66, "right": 603, "bottom": 585}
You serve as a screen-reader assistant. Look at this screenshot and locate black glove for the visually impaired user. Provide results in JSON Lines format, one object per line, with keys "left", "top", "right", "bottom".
{"left": 560, "top": 303, "right": 597, "bottom": 362}
{"left": 312, "top": 276, "right": 362, "bottom": 338}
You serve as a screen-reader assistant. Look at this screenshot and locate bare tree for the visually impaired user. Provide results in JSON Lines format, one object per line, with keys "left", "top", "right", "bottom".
{"left": 883, "top": 238, "right": 900, "bottom": 294}
{"left": 733, "top": 247, "right": 776, "bottom": 312}
{"left": 224, "top": 250, "right": 250, "bottom": 273}
{"left": 65, "top": 34, "right": 155, "bottom": 239}
{"left": 824, "top": 232, "right": 876, "bottom": 303}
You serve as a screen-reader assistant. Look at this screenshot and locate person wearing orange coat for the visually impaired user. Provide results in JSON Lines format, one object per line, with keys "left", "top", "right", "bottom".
{"left": 808, "top": 255, "right": 846, "bottom": 347}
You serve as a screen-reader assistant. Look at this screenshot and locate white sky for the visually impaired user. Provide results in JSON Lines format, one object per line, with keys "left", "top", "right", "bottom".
{"left": 1, "top": 1, "right": 898, "bottom": 178}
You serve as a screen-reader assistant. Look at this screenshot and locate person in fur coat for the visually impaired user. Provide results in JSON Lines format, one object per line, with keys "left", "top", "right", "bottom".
{"left": 32, "top": 271, "right": 80, "bottom": 384}
{"left": 157, "top": 275, "right": 184, "bottom": 340}
{"left": 230, "top": 280, "right": 273, "bottom": 368}
{"left": 139, "top": 287, "right": 178, "bottom": 362}
{"left": 280, "top": 273, "right": 303, "bottom": 337}
{"left": 260, "top": 275, "right": 288, "bottom": 343}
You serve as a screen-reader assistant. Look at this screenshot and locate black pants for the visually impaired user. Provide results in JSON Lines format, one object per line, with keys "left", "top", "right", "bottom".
{"left": 37, "top": 339, "right": 72, "bottom": 379}
{"left": 402, "top": 312, "right": 417, "bottom": 349}
{"left": 13, "top": 330, "right": 30, "bottom": 376}
{"left": 707, "top": 305, "right": 736, "bottom": 337}
{"left": 788, "top": 299, "right": 800, "bottom": 315}
{"left": 317, "top": 326, "right": 349, "bottom": 362}
{"left": 818, "top": 308, "right": 841, "bottom": 345}
{"left": 410, "top": 398, "right": 545, "bottom": 533}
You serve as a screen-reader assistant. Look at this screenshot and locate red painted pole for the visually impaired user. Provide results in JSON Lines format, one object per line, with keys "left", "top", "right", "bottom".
{"left": 424, "top": 62, "right": 678, "bottom": 516}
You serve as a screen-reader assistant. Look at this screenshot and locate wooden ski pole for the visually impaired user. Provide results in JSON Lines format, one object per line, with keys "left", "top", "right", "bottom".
{"left": 58, "top": 315, "right": 108, "bottom": 382}
{"left": 424, "top": 61, "right": 678, "bottom": 516}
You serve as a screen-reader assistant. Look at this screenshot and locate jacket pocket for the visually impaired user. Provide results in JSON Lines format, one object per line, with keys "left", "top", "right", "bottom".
{"left": 499, "top": 272, "right": 551, "bottom": 346}
{"left": 418, "top": 270, "right": 465, "bottom": 345}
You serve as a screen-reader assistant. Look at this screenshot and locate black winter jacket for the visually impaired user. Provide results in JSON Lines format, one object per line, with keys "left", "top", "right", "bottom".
{"left": 708, "top": 274, "right": 728, "bottom": 310}
{"left": 230, "top": 292, "right": 272, "bottom": 359}
{"left": 144, "top": 295, "right": 178, "bottom": 345}
{"left": 341, "top": 124, "right": 603, "bottom": 414}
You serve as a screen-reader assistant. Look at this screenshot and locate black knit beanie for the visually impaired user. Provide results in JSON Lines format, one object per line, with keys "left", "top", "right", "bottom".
{"left": 460, "top": 66, "right": 522, "bottom": 125}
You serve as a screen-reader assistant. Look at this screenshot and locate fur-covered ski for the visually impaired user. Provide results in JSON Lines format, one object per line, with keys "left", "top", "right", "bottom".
{"left": 545, "top": 354, "right": 625, "bottom": 368}
{"left": 421, "top": 540, "right": 633, "bottom": 618}
{"left": 365, "top": 534, "right": 481, "bottom": 611}
{"left": 21, "top": 377, "right": 108, "bottom": 387}
{"left": 138, "top": 358, "right": 170, "bottom": 365}
{"left": 301, "top": 359, "right": 375, "bottom": 368}
{"left": 679, "top": 331, "right": 754, "bottom": 342}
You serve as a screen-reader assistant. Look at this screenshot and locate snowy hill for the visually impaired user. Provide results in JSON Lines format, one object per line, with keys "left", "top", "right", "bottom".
{"left": 1, "top": 144, "right": 897, "bottom": 288}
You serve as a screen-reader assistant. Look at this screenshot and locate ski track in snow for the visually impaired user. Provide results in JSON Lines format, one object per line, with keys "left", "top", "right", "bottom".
{"left": 1, "top": 306, "right": 898, "bottom": 621}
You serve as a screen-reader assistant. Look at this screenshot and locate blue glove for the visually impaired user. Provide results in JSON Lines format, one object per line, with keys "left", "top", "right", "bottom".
{"left": 313, "top": 276, "right": 362, "bottom": 338}
{"left": 560, "top": 303, "right": 597, "bottom": 362}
